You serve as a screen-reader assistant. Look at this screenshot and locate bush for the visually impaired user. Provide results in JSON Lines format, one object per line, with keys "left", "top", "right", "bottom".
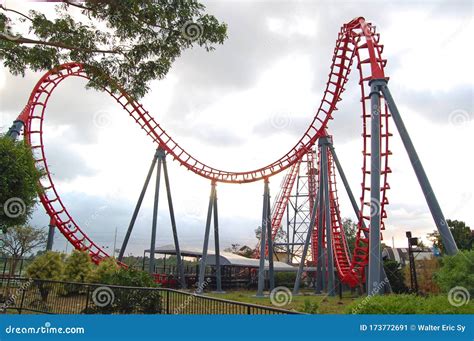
{"left": 274, "top": 272, "right": 297, "bottom": 287}
{"left": 26, "top": 251, "right": 64, "bottom": 302}
{"left": 89, "top": 257, "right": 120, "bottom": 284}
{"left": 346, "top": 294, "right": 474, "bottom": 314}
{"left": 62, "top": 250, "right": 94, "bottom": 295}
{"left": 84, "top": 268, "right": 162, "bottom": 314}
{"left": 435, "top": 251, "right": 474, "bottom": 295}
{"left": 383, "top": 260, "right": 408, "bottom": 294}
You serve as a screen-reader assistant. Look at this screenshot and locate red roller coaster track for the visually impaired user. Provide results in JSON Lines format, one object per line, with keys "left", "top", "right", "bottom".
{"left": 15, "top": 17, "right": 390, "bottom": 286}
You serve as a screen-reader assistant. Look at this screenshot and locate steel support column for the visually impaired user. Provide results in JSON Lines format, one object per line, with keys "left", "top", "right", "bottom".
{"left": 328, "top": 144, "right": 392, "bottom": 293}
{"left": 46, "top": 218, "right": 55, "bottom": 251}
{"left": 320, "top": 137, "right": 335, "bottom": 296}
{"left": 148, "top": 150, "right": 164, "bottom": 274}
{"left": 367, "top": 80, "right": 383, "bottom": 295}
{"left": 265, "top": 179, "right": 275, "bottom": 291}
{"left": 380, "top": 82, "right": 458, "bottom": 255}
{"left": 197, "top": 182, "right": 216, "bottom": 293}
{"left": 118, "top": 150, "right": 160, "bottom": 261}
{"left": 7, "top": 120, "right": 24, "bottom": 140}
{"left": 213, "top": 188, "right": 224, "bottom": 293}
{"left": 256, "top": 178, "right": 270, "bottom": 297}
{"left": 315, "top": 146, "right": 326, "bottom": 294}
{"left": 162, "top": 155, "right": 186, "bottom": 289}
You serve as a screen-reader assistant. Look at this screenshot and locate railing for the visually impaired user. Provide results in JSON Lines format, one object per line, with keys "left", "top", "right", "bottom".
{"left": 0, "top": 277, "right": 300, "bottom": 315}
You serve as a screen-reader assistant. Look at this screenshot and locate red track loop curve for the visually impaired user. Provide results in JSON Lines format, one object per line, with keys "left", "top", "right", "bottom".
{"left": 18, "top": 17, "right": 390, "bottom": 284}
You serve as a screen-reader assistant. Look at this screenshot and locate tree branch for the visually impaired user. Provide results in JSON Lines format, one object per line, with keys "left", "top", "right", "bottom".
{"left": 0, "top": 5, "right": 33, "bottom": 22}
{"left": 0, "top": 35, "right": 123, "bottom": 54}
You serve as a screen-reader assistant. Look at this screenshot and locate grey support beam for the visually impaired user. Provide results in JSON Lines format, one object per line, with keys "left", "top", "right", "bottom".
{"left": 380, "top": 83, "right": 458, "bottom": 255}
{"left": 256, "top": 179, "right": 270, "bottom": 297}
{"left": 118, "top": 150, "right": 160, "bottom": 261}
{"left": 367, "top": 80, "right": 383, "bottom": 295}
{"left": 148, "top": 151, "right": 164, "bottom": 274}
{"left": 213, "top": 189, "right": 223, "bottom": 293}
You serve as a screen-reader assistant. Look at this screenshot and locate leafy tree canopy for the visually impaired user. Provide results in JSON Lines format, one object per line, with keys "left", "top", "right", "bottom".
{"left": 0, "top": 0, "right": 227, "bottom": 98}
{"left": 0, "top": 135, "right": 43, "bottom": 233}
{"left": 428, "top": 219, "right": 472, "bottom": 253}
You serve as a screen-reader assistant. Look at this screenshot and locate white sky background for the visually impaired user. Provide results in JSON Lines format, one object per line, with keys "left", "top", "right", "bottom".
{"left": 0, "top": 0, "right": 473, "bottom": 256}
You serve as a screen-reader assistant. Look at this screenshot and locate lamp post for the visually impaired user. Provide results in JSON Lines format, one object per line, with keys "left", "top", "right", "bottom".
{"left": 406, "top": 231, "right": 419, "bottom": 293}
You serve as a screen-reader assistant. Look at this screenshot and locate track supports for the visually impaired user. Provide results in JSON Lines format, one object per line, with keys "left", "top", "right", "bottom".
{"left": 118, "top": 147, "right": 186, "bottom": 289}
{"left": 46, "top": 217, "right": 55, "bottom": 251}
{"left": 379, "top": 82, "right": 458, "bottom": 255}
{"left": 197, "top": 181, "right": 223, "bottom": 293}
{"left": 256, "top": 178, "right": 274, "bottom": 297}
{"left": 367, "top": 80, "right": 383, "bottom": 295}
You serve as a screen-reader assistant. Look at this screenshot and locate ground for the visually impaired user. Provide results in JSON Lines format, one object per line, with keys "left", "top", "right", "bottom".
{"left": 206, "top": 289, "right": 358, "bottom": 314}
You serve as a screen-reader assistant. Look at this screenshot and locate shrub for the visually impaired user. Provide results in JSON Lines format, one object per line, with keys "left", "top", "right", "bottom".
{"left": 62, "top": 250, "right": 94, "bottom": 295}
{"left": 274, "top": 272, "right": 297, "bottom": 287}
{"left": 302, "top": 299, "right": 319, "bottom": 314}
{"left": 99, "top": 267, "right": 158, "bottom": 288}
{"left": 346, "top": 294, "right": 474, "bottom": 314}
{"left": 26, "top": 251, "right": 64, "bottom": 302}
{"left": 435, "top": 250, "right": 474, "bottom": 295}
{"left": 383, "top": 260, "right": 408, "bottom": 294}
{"left": 89, "top": 257, "right": 120, "bottom": 284}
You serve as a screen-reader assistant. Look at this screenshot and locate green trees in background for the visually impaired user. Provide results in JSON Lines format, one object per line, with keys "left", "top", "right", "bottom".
{"left": 428, "top": 219, "right": 472, "bottom": 253}
{"left": 435, "top": 250, "right": 474, "bottom": 295}
{"left": 0, "top": 0, "right": 227, "bottom": 99}
{"left": 0, "top": 136, "right": 43, "bottom": 233}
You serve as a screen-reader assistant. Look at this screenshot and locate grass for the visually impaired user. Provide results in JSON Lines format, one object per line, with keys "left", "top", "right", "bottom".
{"left": 205, "top": 289, "right": 359, "bottom": 314}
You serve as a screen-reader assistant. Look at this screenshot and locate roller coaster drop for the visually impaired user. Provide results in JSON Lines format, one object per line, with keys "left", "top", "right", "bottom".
{"left": 7, "top": 17, "right": 458, "bottom": 297}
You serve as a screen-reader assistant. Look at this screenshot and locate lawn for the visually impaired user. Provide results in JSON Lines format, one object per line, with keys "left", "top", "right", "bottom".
{"left": 205, "top": 289, "right": 359, "bottom": 314}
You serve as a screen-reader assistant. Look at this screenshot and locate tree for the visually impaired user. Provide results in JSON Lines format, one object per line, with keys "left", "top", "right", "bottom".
{"left": 26, "top": 251, "right": 64, "bottom": 302}
{"left": 63, "top": 250, "right": 93, "bottom": 283}
{"left": 89, "top": 257, "right": 120, "bottom": 283}
{"left": 342, "top": 218, "right": 357, "bottom": 254}
{"left": 427, "top": 219, "right": 472, "bottom": 253}
{"left": 383, "top": 260, "right": 408, "bottom": 294}
{"left": 0, "top": 0, "right": 227, "bottom": 98}
{"left": 435, "top": 250, "right": 474, "bottom": 295}
{"left": 255, "top": 225, "right": 287, "bottom": 252}
{"left": 0, "top": 136, "right": 43, "bottom": 233}
{"left": 0, "top": 225, "right": 47, "bottom": 275}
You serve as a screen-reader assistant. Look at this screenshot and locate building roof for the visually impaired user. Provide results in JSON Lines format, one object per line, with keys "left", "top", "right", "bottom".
{"left": 145, "top": 244, "right": 297, "bottom": 272}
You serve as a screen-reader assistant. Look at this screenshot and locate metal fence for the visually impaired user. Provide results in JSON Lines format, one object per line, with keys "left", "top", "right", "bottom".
{"left": 0, "top": 277, "right": 299, "bottom": 315}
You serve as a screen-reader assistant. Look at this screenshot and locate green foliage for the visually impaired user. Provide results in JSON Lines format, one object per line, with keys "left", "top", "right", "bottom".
{"left": 302, "top": 299, "right": 319, "bottom": 314}
{"left": 274, "top": 272, "right": 297, "bottom": 287}
{"left": 85, "top": 267, "right": 162, "bottom": 314}
{"left": 0, "top": 1, "right": 227, "bottom": 98}
{"left": 427, "top": 219, "right": 472, "bottom": 252}
{"left": 61, "top": 250, "right": 94, "bottom": 295}
{"left": 404, "top": 257, "right": 441, "bottom": 294}
{"left": 26, "top": 251, "right": 64, "bottom": 302}
{"left": 383, "top": 260, "right": 408, "bottom": 294}
{"left": 435, "top": 251, "right": 474, "bottom": 295}
{"left": 0, "top": 136, "right": 43, "bottom": 233}
{"left": 89, "top": 257, "right": 120, "bottom": 284}
{"left": 99, "top": 267, "right": 158, "bottom": 288}
{"left": 26, "top": 251, "right": 64, "bottom": 280}
{"left": 63, "top": 250, "right": 93, "bottom": 283}
{"left": 346, "top": 294, "right": 474, "bottom": 314}
{"left": 342, "top": 218, "right": 357, "bottom": 254}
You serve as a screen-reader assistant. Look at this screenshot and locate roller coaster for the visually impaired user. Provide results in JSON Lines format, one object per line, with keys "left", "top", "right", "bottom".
{"left": 6, "top": 17, "right": 458, "bottom": 296}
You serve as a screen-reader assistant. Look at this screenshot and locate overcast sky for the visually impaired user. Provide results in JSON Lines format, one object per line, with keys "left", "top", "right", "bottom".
{"left": 0, "top": 0, "right": 473, "bottom": 256}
